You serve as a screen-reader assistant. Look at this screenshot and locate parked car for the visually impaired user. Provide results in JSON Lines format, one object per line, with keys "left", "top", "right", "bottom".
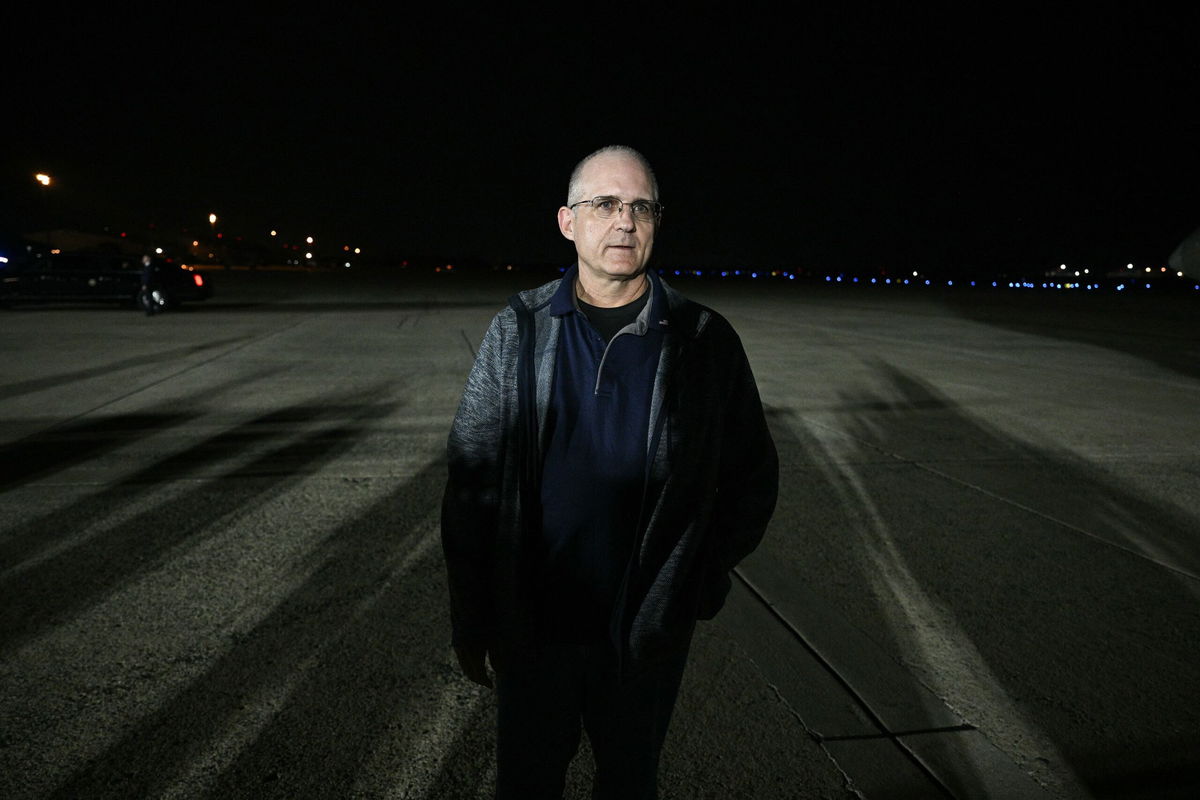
{"left": 0, "top": 252, "right": 213, "bottom": 308}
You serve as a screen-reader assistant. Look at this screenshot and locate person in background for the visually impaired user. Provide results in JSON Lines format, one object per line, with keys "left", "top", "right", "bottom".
{"left": 140, "top": 254, "right": 162, "bottom": 316}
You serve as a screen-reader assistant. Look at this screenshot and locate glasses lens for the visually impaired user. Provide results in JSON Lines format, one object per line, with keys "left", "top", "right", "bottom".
{"left": 630, "top": 201, "right": 654, "bottom": 222}
{"left": 592, "top": 197, "right": 619, "bottom": 218}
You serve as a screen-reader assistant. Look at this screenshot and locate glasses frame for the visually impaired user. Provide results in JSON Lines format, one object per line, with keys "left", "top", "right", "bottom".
{"left": 568, "top": 195, "right": 663, "bottom": 223}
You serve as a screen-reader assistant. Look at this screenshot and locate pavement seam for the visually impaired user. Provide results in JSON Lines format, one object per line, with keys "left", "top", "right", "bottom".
{"left": 732, "top": 567, "right": 959, "bottom": 799}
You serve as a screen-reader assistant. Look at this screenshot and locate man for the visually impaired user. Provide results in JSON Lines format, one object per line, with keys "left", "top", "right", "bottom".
{"left": 140, "top": 254, "right": 163, "bottom": 316}
{"left": 442, "top": 145, "right": 778, "bottom": 799}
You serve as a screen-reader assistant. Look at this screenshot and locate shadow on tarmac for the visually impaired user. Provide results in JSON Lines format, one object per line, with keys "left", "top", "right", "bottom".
{"left": 761, "top": 363, "right": 1200, "bottom": 799}
{"left": 942, "top": 291, "right": 1200, "bottom": 381}
{"left": 0, "top": 384, "right": 403, "bottom": 657}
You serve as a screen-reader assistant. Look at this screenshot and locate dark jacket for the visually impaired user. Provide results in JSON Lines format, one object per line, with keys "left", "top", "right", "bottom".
{"left": 441, "top": 268, "right": 778, "bottom": 677}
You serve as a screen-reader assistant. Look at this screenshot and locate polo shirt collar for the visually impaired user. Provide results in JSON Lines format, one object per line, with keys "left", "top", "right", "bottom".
{"left": 550, "top": 263, "right": 671, "bottom": 334}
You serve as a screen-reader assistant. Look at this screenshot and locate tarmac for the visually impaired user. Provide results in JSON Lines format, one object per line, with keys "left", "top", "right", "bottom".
{"left": 1, "top": 267, "right": 1198, "bottom": 799}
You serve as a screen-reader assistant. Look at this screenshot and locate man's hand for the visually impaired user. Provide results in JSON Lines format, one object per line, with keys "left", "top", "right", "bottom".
{"left": 453, "top": 642, "right": 494, "bottom": 689}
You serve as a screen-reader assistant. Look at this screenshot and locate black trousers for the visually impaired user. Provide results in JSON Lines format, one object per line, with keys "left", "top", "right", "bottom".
{"left": 494, "top": 640, "right": 690, "bottom": 800}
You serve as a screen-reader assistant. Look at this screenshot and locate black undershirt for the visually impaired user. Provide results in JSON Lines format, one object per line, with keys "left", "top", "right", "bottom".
{"left": 577, "top": 291, "right": 648, "bottom": 342}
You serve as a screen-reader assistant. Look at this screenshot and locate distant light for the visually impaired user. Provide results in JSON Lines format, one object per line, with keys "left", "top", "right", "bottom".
{"left": 924, "top": 279, "right": 930, "bottom": 286}
{"left": 155, "top": 247, "right": 163, "bottom": 254}
{"left": 1059, "top": 264, "right": 1067, "bottom": 270}
{"left": 1178, "top": 271, "right": 1184, "bottom": 278}
{"left": 354, "top": 248, "right": 361, "bottom": 255}
{"left": 193, "top": 274, "right": 204, "bottom": 287}
{"left": 912, "top": 271, "right": 919, "bottom": 277}
{"left": 35, "top": 173, "right": 52, "bottom": 186}
{"left": 947, "top": 280, "right": 954, "bottom": 286}
{"left": 751, "top": 272, "right": 758, "bottom": 278}
{"left": 209, "top": 213, "right": 217, "bottom": 224}
{"left": 1127, "top": 263, "right": 1134, "bottom": 269}
{"left": 306, "top": 236, "right": 314, "bottom": 245}
{"left": 192, "top": 240, "right": 199, "bottom": 247}
{"left": 0, "top": 256, "right": 8, "bottom": 264}
{"left": 1145, "top": 267, "right": 1151, "bottom": 273}
{"left": 270, "top": 230, "right": 277, "bottom": 237}
{"left": 344, "top": 262, "right": 351, "bottom": 268}
{"left": 305, "top": 252, "right": 313, "bottom": 259}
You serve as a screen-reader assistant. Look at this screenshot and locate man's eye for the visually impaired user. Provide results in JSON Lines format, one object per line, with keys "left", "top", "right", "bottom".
{"left": 596, "top": 198, "right": 617, "bottom": 211}
{"left": 631, "top": 202, "right": 651, "bottom": 215}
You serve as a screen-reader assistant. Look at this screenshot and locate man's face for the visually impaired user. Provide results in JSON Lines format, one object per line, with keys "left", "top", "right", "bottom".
{"left": 557, "top": 153, "right": 657, "bottom": 284}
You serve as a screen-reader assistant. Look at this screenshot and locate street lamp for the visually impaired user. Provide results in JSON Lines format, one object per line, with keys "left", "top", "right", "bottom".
{"left": 35, "top": 173, "right": 52, "bottom": 252}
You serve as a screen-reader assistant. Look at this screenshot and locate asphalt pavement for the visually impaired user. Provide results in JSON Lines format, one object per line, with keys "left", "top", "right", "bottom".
{"left": 2, "top": 267, "right": 1198, "bottom": 799}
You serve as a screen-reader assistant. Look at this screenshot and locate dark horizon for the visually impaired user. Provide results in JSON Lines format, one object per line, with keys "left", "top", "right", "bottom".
{"left": 4, "top": 8, "right": 1198, "bottom": 278}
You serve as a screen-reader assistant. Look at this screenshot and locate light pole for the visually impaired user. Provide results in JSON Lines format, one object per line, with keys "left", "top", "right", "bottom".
{"left": 35, "top": 173, "right": 52, "bottom": 253}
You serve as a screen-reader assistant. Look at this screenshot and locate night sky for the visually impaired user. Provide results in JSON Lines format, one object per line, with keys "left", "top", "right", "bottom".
{"left": 5, "top": 7, "right": 1198, "bottom": 277}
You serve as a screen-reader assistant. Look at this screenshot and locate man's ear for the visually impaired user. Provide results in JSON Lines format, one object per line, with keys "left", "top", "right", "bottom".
{"left": 557, "top": 206, "right": 576, "bottom": 241}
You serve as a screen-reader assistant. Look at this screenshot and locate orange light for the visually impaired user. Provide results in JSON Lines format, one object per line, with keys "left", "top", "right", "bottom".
{"left": 194, "top": 274, "right": 204, "bottom": 287}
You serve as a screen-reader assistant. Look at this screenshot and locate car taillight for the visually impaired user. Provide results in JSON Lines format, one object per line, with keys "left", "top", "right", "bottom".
{"left": 194, "top": 274, "right": 204, "bottom": 287}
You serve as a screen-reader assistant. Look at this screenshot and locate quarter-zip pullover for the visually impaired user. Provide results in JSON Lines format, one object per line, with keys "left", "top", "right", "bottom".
{"left": 536, "top": 270, "right": 668, "bottom": 642}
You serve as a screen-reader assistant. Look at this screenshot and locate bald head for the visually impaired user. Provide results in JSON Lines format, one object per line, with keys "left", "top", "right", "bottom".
{"left": 567, "top": 145, "right": 659, "bottom": 205}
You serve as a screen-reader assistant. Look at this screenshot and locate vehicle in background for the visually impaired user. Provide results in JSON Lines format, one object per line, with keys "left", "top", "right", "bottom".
{"left": 0, "top": 252, "right": 213, "bottom": 308}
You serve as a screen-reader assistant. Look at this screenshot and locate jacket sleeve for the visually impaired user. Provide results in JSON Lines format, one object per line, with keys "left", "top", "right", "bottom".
{"left": 441, "top": 313, "right": 508, "bottom": 646}
{"left": 708, "top": 327, "right": 779, "bottom": 579}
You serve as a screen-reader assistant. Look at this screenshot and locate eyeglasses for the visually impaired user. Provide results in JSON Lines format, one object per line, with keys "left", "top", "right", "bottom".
{"left": 568, "top": 195, "right": 663, "bottom": 223}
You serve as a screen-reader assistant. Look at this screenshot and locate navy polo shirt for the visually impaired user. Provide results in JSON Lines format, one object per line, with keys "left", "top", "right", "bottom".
{"left": 536, "top": 266, "right": 670, "bottom": 643}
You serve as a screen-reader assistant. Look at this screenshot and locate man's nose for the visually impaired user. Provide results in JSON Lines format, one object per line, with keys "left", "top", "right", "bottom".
{"left": 614, "top": 204, "right": 637, "bottom": 230}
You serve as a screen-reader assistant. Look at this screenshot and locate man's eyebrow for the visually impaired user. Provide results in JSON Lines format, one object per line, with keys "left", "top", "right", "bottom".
{"left": 593, "top": 194, "right": 654, "bottom": 203}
